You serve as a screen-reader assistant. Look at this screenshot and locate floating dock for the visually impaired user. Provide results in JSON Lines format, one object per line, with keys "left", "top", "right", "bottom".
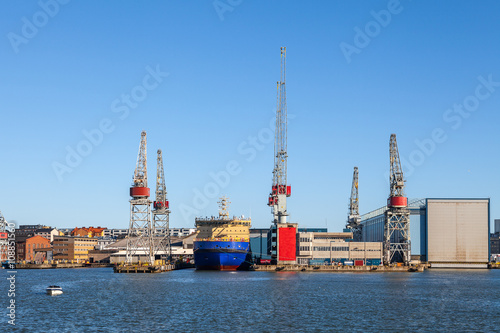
{"left": 114, "top": 264, "right": 175, "bottom": 273}
{"left": 113, "top": 262, "right": 195, "bottom": 273}
{"left": 17, "top": 263, "right": 87, "bottom": 269}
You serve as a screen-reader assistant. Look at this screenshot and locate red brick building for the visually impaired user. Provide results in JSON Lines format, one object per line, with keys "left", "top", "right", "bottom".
{"left": 24, "top": 236, "right": 51, "bottom": 262}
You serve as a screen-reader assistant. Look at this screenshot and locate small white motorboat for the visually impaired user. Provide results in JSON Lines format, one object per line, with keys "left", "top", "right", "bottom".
{"left": 46, "top": 285, "right": 63, "bottom": 296}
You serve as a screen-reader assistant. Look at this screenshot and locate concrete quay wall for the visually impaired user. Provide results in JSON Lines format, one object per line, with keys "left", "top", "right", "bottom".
{"left": 17, "top": 263, "right": 86, "bottom": 269}
{"left": 253, "top": 264, "right": 425, "bottom": 272}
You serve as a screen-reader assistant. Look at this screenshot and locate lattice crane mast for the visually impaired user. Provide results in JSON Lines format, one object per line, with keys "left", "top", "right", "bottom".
{"left": 126, "top": 131, "right": 154, "bottom": 265}
{"left": 152, "top": 149, "right": 171, "bottom": 261}
{"left": 346, "top": 167, "right": 362, "bottom": 241}
{"left": 267, "top": 46, "right": 291, "bottom": 224}
{"left": 384, "top": 134, "right": 411, "bottom": 265}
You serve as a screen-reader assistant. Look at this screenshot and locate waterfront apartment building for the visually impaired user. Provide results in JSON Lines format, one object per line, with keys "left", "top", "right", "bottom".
{"left": 53, "top": 236, "right": 98, "bottom": 261}
{"left": 71, "top": 227, "right": 107, "bottom": 238}
{"left": 15, "top": 228, "right": 36, "bottom": 239}
{"left": 102, "top": 228, "right": 196, "bottom": 238}
{"left": 34, "top": 228, "right": 61, "bottom": 242}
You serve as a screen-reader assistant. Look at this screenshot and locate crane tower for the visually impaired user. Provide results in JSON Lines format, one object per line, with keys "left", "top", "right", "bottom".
{"left": 384, "top": 134, "right": 411, "bottom": 265}
{"left": 152, "top": 149, "right": 171, "bottom": 261}
{"left": 267, "top": 47, "right": 294, "bottom": 264}
{"left": 126, "top": 131, "right": 154, "bottom": 265}
{"left": 268, "top": 46, "right": 291, "bottom": 223}
{"left": 346, "top": 167, "right": 362, "bottom": 241}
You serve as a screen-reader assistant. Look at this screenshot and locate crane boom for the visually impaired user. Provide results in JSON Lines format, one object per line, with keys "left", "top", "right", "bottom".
{"left": 133, "top": 131, "right": 148, "bottom": 188}
{"left": 268, "top": 47, "right": 291, "bottom": 222}
{"left": 389, "top": 134, "right": 405, "bottom": 198}
{"left": 349, "top": 167, "right": 359, "bottom": 217}
{"left": 274, "top": 46, "right": 288, "bottom": 189}
{"left": 155, "top": 149, "right": 167, "bottom": 207}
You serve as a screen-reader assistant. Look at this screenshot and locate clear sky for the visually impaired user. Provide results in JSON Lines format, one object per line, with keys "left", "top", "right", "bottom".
{"left": 1, "top": 0, "right": 499, "bottom": 232}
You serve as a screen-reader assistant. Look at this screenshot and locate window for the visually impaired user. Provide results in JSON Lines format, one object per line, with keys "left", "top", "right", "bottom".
{"left": 313, "top": 247, "right": 331, "bottom": 252}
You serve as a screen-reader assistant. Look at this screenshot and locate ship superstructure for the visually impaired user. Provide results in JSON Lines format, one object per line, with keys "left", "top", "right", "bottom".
{"left": 193, "top": 197, "right": 251, "bottom": 270}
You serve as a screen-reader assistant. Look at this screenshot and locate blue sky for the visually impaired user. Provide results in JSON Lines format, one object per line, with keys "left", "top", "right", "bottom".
{"left": 1, "top": 0, "right": 499, "bottom": 232}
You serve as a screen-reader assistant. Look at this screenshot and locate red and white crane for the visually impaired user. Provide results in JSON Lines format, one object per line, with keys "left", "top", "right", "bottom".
{"left": 267, "top": 47, "right": 291, "bottom": 224}
{"left": 126, "top": 131, "right": 154, "bottom": 265}
{"left": 152, "top": 149, "right": 171, "bottom": 261}
{"left": 267, "top": 47, "right": 294, "bottom": 263}
{"left": 384, "top": 134, "right": 411, "bottom": 265}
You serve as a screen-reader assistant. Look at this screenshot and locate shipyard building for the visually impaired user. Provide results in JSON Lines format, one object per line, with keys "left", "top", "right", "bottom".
{"left": 252, "top": 227, "right": 384, "bottom": 266}
{"left": 296, "top": 231, "right": 383, "bottom": 265}
{"left": 361, "top": 198, "right": 490, "bottom": 268}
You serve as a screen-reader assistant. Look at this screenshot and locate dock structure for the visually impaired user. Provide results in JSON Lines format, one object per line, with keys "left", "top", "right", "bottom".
{"left": 114, "top": 264, "right": 175, "bottom": 273}
{"left": 17, "top": 262, "right": 114, "bottom": 269}
{"left": 113, "top": 262, "right": 194, "bottom": 273}
{"left": 253, "top": 264, "right": 425, "bottom": 273}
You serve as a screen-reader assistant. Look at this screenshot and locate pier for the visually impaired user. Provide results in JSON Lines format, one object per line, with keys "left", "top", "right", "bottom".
{"left": 113, "top": 262, "right": 195, "bottom": 273}
{"left": 17, "top": 262, "right": 87, "bottom": 269}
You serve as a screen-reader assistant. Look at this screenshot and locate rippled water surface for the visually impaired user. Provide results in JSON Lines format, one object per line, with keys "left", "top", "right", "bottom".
{"left": 2, "top": 268, "right": 500, "bottom": 332}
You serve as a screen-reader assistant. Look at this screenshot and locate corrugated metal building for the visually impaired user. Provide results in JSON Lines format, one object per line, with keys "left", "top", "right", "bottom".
{"left": 361, "top": 198, "right": 490, "bottom": 268}
{"left": 250, "top": 228, "right": 271, "bottom": 260}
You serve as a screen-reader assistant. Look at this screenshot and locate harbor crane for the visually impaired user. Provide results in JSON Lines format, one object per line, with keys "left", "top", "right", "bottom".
{"left": 384, "top": 134, "right": 411, "bottom": 265}
{"left": 267, "top": 46, "right": 291, "bottom": 222}
{"left": 267, "top": 47, "right": 292, "bottom": 262}
{"left": 346, "top": 167, "right": 362, "bottom": 241}
{"left": 152, "top": 149, "right": 171, "bottom": 261}
{"left": 126, "top": 131, "right": 154, "bottom": 265}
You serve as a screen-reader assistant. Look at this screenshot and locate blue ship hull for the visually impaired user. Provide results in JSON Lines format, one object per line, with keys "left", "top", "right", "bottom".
{"left": 194, "top": 240, "right": 251, "bottom": 271}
